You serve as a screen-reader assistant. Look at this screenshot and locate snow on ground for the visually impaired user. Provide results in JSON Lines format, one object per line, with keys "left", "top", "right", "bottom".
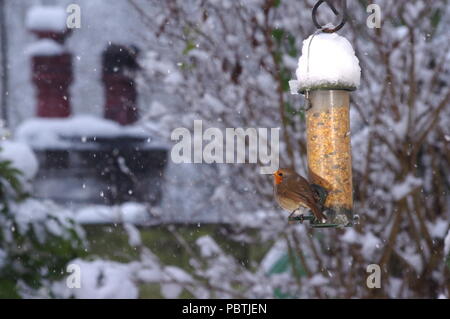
{"left": 25, "top": 6, "right": 67, "bottom": 32}
{"left": 68, "top": 259, "right": 140, "bottom": 299}
{"left": 53, "top": 254, "right": 195, "bottom": 299}
{"left": 291, "top": 32, "right": 361, "bottom": 92}
{"left": 0, "top": 140, "right": 38, "bottom": 180}
{"left": 74, "top": 202, "right": 151, "bottom": 225}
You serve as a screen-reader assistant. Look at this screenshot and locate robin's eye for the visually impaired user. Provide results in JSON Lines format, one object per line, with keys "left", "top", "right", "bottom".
{"left": 278, "top": 173, "right": 283, "bottom": 177}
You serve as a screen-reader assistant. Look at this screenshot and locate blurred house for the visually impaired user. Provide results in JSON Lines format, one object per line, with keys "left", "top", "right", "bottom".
{"left": 15, "top": 6, "right": 167, "bottom": 205}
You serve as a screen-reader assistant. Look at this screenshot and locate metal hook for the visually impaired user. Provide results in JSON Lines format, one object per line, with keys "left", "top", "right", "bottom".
{"left": 312, "top": 0, "right": 347, "bottom": 33}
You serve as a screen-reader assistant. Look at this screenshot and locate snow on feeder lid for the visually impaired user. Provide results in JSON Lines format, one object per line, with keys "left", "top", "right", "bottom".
{"left": 26, "top": 6, "right": 67, "bottom": 33}
{"left": 289, "top": 32, "right": 361, "bottom": 94}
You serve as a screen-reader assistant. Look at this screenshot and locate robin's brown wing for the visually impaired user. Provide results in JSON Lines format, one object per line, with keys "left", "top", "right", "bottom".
{"left": 280, "top": 177, "right": 315, "bottom": 209}
{"left": 283, "top": 175, "right": 325, "bottom": 219}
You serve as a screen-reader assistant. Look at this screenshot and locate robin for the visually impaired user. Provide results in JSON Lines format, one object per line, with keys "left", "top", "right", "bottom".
{"left": 273, "top": 168, "right": 327, "bottom": 223}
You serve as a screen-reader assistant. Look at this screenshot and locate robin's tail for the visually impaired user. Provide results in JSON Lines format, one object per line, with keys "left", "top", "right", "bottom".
{"left": 310, "top": 184, "right": 329, "bottom": 223}
{"left": 310, "top": 184, "right": 328, "bottom": 208}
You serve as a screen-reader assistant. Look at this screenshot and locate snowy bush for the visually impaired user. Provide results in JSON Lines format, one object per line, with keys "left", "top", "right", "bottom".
{"left": 0, "top": 143, "right": 85, "bottom": 298}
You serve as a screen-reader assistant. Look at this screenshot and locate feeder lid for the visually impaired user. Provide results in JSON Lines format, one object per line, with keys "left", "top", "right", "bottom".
{"left": 289, "top": 80, "right": 357, "bottom": 94}
{"left": 291, "top": 33, "right": 361, "bottom": 94}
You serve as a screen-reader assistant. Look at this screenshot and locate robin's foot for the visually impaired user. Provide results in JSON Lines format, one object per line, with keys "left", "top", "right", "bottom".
{"left": 288, "top": 210, "right": 305, "bottom": 224}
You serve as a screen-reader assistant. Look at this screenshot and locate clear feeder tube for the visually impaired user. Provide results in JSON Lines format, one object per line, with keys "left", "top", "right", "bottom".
{"left": 306, "top": 90, "right": 353, "bottom": 227}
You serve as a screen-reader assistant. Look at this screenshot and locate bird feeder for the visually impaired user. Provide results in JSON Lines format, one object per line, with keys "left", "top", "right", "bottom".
{"left": 306, "top": 89, "right": 354, "bottom": 228}
{"left": 289, "top": 0, "right": 359, "bottom": 228}
{"left": 289, "top": 87, "right": 356, "bottom": 228}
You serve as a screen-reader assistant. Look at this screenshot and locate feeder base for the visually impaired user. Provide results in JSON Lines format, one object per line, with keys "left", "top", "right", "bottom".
{"left": 288, "top": 212, "right": 358, "bottom": 229}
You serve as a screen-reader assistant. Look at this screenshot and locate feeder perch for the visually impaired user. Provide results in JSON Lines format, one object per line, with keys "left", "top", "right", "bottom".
{"left": 289, "top": 28, "right": 361, "bottom": 228}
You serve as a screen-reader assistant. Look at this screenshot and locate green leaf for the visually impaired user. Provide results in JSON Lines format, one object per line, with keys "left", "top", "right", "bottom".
{"left": 273, "top": 51, "right": 282, "bottom": 65}
{"left": 430, "top": 8, "right": 442, "bottom": 30}
{"left": 0, "top": 279, "right": 21, "bottom": 299}
{"left": 182, "top": 40, "right": 196, "bottom": 55}
{"left": 279, "top": 67, "right": 291, "bottom": 92}
{"left": 286, "top": 34, "right": 297, "bottom": 57}
{"left": 272, "top": 29, "right": 285, "bottom": 44}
